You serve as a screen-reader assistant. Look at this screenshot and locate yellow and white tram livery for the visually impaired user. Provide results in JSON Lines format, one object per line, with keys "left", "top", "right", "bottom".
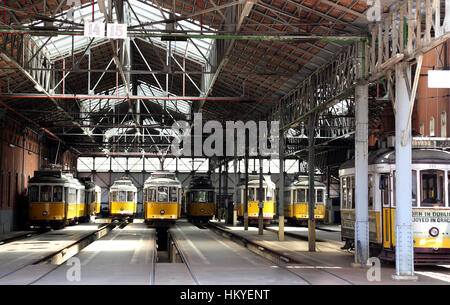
{"left": 143, "top": 171, "right": 182, "bottom": 225}
{"left": 340, "top": 148, "right": 450, "bottom": 264}
{"left": 109, "top": 177, "right": 137, "bottom": 218}
{"left": 28, "top": 170, "right": 83, "bottom": 228}
{"left": 94, "top": 184, "right": 101, "bottom": 215}
{"left": 284, "top": 176, "right": 327, "bottom": 225}
{"left": 236, "top": 175, "right": 276, "bottom": 224}
{"left": 186, "top": 176, "right": 216, "bottom": 222}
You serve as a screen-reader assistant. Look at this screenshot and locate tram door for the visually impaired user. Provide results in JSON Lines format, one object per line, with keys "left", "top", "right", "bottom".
{"left": 381, "top": 174, "right": 393, "bottom": 249}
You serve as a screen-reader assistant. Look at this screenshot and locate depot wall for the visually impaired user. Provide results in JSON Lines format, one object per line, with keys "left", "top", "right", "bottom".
{"left": 0, "top": 114, "right": 77, "bottom": 234}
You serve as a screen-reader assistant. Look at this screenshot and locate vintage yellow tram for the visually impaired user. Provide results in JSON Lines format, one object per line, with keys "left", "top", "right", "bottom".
{"left": 109, "top": 177, "right": 137, "bottom": 219}
{"left": 236, "top": 175, "right": 276, "bottom": 224}
{"left": 186, "top": 176, "right": 215, "bottom": 222}
{"left": 28, "top": 170, "right": 95, "bottom": 228}
{"left": 143, "top": 171, "right": 182, "bottom": 226}
{"left": 284, "top": 175, "right": 327, "bottom": 225}
{"left": 340, "top": 148, "right": 450, "bottom": 264}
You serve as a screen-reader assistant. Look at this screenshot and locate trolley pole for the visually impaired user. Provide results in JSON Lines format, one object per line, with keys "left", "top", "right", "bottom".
{"left": 308, "top": 112, "right": 316, "bottom": 252}
{"left": 258, "top": 157, "right": 264, "bottom": 235}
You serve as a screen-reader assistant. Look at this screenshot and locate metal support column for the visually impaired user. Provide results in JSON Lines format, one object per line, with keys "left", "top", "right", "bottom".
{"left": 393, "top": 63, "right": 416, "bottom": 279}
{"left": 258, "top": 158, "right": 264, "bottom": 235}
{"left": 218, "top": 163, "right": 222, "bottom": 222}
{"left": 355, "top": 84, "right": 369, "bottom": 265}
{"left": 225, "top": 160, "right": 232, "bottom": 224}
{"left": 244, "top": 131, "right": 249, "bottom": 230}
{"left": 278, "top": 125, "right": 285, "bottom": 241}
{"left": 307, "top": 112, "right": 316, "bottom": 252}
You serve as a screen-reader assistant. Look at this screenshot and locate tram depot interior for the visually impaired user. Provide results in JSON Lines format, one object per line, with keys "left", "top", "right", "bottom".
{"left": 1, "top": 0, "right": 450, "bottom": 286}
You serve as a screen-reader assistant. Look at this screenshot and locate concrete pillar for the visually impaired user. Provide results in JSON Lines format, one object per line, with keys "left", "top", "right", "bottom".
{"left": 355, "top": 84, "right": 369, "bottom": 265}
{"left": 393, "top": 63, "right": 416, "bottom": 279}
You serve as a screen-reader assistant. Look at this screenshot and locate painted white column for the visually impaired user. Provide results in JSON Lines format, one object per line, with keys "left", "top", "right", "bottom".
{"left": 394, "top": 63, "right": 415, "bottom": 279}
{"left": 355, "top": 84, "right": 369, "bottom": 265}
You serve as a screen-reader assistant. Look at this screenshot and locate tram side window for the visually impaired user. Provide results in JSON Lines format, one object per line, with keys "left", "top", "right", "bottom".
{"left": 351, "top": 176, "right": 355, "bottom": 209}
{"left": 127, "top": 191, "right": 134, "bottom": 202}
{"left": 316, "top": 189, "right": 324, "bottom": 203}
{"left": 368, "top": 175, "right": 374, "bottom": 210}
{"left": 53, "top": 186, "right": 63, "bottom": 202}
{"left": 169, "top": 187, "right": 178, "bottom": 202}
{"left": 80, "top": 190, "right": 85, "bottom": 204}
{"left": 29, "top": 186, "right": 39, "bottom": 202}
{"left": 342, "top": 177, "right": 348, "bottom": 208}
{"left": 412, "top": 170, "right": 417, "bottom": 207}
{"left": 421, "top": 170, "right": 445, "bottom": 207}
{"left": 266, "top": 187, "right": 273, "bottom": 201}
{"left": 208, "top": 191, "right": 215, "bottom": 202}
{"left": 158, "top": 186, "right": 168, "bottom": 202}
{"left": 68, "top": 188, "right": 77, "bottom": 203}
{"left": 40, "top": 185, "right": 52, "bottom": 202}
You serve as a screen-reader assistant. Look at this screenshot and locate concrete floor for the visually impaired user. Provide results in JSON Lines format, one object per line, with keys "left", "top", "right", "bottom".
{"left": 1, "top": 220, "right": 450, "bottom": 285}
{"left": 213, "top": 221, "right": 450, "bottom": 285}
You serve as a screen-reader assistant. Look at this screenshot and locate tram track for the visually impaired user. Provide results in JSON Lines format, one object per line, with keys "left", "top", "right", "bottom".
{"left": 0, "top": 221, "right": 127, "bottom": 283}
{"left": 206, "top": 222, "right": 355, "bottom": 285}
{"left": 168, "top": 227, "right": 200, "bottom": 285}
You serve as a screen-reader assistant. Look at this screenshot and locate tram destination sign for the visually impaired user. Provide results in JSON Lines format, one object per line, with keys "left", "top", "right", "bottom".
{"left": 412, "top": 137, "right": 450, "bottom": 149}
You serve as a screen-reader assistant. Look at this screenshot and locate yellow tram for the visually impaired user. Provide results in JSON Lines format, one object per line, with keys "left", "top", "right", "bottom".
{"left": 109, "top": 177, "right": 137, "bottom": 219}
{"left": 340, "top": 148, "right": 450, "bottom": 264}
{"left": 28, "top": 170, "right": 97, "bottom": 228}
{"left": 284, "top": 175, "right": 327, "bottom": 225}
{"left": 143, "top": 171, "right": 182, "bottom": 225}
{"left": 186, "top": 176, "right": 215, "bottom": 222}
{"left": 236, "top": 175, "right": 276, "bottom": 224}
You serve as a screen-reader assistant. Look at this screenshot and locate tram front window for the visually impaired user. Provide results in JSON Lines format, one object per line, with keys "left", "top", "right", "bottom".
{"left": 40, "top": 186, "right": 52, "bottom": 202}
{"left": 194, "top": 191, "right": 207, "bottom": 203}
{"left": 421, "top": 170, "right": 445, "bottom": 207}
{"left": 118, "top": 191, "right": 127, "bottom": 202}
{"left": 158, "top": 186, "right": 168, "bottom": 202}
{"left": 29, "top": 186, "right": 39, "bottom": 202}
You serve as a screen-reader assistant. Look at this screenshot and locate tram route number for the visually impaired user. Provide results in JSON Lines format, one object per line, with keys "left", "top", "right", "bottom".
{"left": 413, "top": 210, "right": 450, "bottom": 223}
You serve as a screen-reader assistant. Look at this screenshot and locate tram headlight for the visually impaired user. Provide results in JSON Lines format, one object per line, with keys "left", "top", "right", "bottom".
{"left": 42, "top": 211, "right": 48, "bottom": 216}
{"left": 429, "top": 227, "right": 439, "bottom": 237}
{"left": 160, "top": 210, "right": 165, "bottom": 215}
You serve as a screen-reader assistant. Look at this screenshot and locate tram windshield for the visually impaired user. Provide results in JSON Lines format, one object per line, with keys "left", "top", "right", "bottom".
{"left": 421, "top": 170, "right": 445, "bottom": 207}
{"left": 40, "top": 185, "right": 52, "bottom": 202}
{"left": 192, "top": 191, "right": 214, "bottom": 203}
{"left": 29, "top": 186, "right": 39, "bottom": 202}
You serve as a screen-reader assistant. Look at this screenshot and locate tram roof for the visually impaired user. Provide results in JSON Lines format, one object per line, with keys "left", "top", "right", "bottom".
{"left": 340, "top": 148, "right": 450, "bottom": 170}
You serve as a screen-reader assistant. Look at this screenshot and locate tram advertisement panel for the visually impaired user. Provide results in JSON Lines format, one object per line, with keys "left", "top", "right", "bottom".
{"left": 412, "top": 209, "right": 450, "bottom": 249}
{"left": 340, "top": 210, "right": 381, "bottom": 243}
